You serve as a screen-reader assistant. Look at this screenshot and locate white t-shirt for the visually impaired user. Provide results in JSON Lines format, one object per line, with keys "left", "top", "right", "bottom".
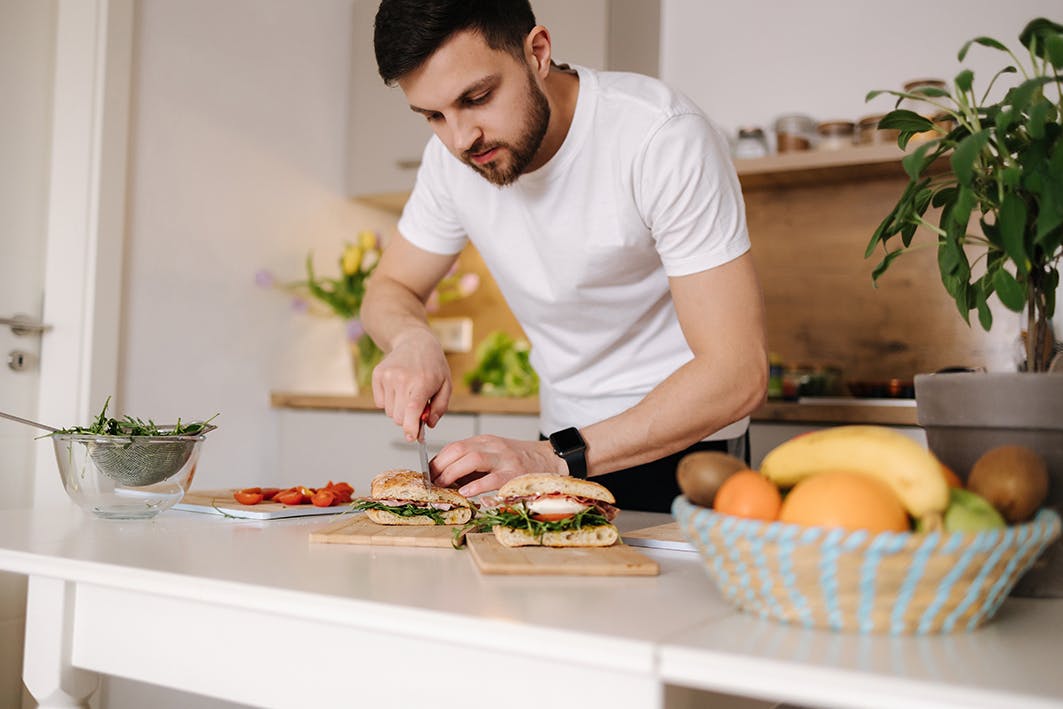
{"left": 398, "top": 65, "right": 751, "bottom": 439}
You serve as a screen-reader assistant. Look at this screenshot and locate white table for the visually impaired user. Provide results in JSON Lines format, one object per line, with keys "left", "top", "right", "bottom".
{"left": 0, "top": 505, "right": 1059, "bottom": 709}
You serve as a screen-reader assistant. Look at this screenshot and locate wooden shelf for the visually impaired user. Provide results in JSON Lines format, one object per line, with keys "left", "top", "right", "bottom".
{"left": 353, "top": 143, "right": 921, "bottom": 209}
{"left": 734, "top": 143, "right": 915, "bottom": 190}
{"left": 270, "top": 390, "right": 539, "bottom": 415}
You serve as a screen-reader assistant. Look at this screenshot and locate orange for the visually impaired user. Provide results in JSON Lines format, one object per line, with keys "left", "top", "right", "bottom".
{"left": 713, "top": 470, "right": 782, "bottom": 521}
{"left": 779, "top": 471, "right": 909, "bottom": 533}
{"left": 939, "top": 463, "right": 963, "bottom": 489}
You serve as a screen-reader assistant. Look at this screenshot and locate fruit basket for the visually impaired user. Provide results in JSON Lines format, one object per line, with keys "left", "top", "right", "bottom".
{"left": 673, "top": 495, "right": 1060, "bottom": 635}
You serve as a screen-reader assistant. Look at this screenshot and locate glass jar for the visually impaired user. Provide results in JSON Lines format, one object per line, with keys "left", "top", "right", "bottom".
{"left": 816, "top": 120, "right": 855, "bottom": 151}
{"left": 733, "top": 126, "right": 769, "bottom": 159}
{"left": 856, "top": 114, "right": 900, "bottom": 145}
{"left": 774, "top": 113, "right": 816, "bottom": 152}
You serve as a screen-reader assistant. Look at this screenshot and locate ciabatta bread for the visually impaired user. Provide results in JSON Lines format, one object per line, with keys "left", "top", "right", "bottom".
{"left": 493, "top": 523, "right": 619, "bottom": 548}
{"left": 365, "top": 506, "right": 472, "bottom": 526}
{"left": 365, "top": 469, "right": 472, "bottom": 526}
{"left": 497, "top": 473, "right": 615, "bottom": 503}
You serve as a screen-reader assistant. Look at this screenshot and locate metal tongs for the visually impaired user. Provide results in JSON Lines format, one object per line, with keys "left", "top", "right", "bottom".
{"left": 417, "top": 402, "right": 432, "bottom": 488}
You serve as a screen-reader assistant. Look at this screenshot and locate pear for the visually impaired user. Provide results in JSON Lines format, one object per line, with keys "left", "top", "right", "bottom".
{"left": 943, "top": 488, "right": 1006, "bottom": 533}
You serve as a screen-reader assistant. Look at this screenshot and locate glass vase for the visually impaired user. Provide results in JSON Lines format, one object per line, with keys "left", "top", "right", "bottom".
{"left": 349, "top": 332, "right": 383, "bottom": 395}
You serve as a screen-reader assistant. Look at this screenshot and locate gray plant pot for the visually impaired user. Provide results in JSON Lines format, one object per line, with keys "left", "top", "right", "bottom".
{"left": 915, "top": 372, "right": 1063, "bottom": 598}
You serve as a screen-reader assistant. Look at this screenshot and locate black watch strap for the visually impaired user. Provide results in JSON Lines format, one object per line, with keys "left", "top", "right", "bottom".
{"left": 548, "top": 427, "right": 587, "bottom": 480}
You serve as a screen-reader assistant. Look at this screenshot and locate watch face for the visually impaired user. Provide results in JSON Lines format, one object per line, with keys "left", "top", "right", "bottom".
{"left": 550, "top": 427, "right": 585, "bottom": 456}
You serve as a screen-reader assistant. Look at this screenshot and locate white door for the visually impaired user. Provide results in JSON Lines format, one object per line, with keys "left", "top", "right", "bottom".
{"left": 0, "top": 1, "right": 130, "bottom": 705}
{"left": 0, "top": 4, "right": 57, "bottom": 705}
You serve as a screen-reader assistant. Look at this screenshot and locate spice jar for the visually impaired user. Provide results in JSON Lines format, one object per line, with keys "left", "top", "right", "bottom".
{"left": 901, "top": 78, "right": 947, "bottom": 117}
{"left": 774, "top": 113, "right": 816, "bottom": 152}
{"left": 733, "top": 126, "right": 769, "bottom": 159}
{"left": 816, "top": 120, "right": 855, "bottom": 151}
{"left": 856, "top": 114, "right": 900, "bottom": 145}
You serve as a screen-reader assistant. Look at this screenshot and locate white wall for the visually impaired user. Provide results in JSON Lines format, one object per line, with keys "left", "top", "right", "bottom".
{"left": 660, "top": 0, "right": 1062, "bottom": 140}
{"left": 120, "top": 0, "right": 397, "bottom": 493}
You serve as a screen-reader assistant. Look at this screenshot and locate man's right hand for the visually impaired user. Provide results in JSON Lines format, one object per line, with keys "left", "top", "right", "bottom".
{"left": 371, "top": 328, "right": 452, "bottom": 440}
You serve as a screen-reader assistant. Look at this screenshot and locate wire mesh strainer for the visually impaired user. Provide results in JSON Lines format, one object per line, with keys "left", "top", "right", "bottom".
{"left": 77, "top": 427, "right": 215, "bottom": 486}
{"left": 0, "top": 409, "right": 215, "bottom": 487}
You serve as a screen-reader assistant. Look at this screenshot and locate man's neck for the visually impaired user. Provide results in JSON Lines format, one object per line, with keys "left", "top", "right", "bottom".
{"left": 526, "top": 66, "right": 580, "bottom": 173}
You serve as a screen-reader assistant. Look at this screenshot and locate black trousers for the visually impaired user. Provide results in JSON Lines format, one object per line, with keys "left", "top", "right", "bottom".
{"left": 540, "top": 432, "right": 750, "bottom": 513}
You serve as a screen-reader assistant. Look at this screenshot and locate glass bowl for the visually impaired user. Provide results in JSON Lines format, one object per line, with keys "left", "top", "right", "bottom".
{"left": 51, "top": 433, "right": 204, "bottom": 519}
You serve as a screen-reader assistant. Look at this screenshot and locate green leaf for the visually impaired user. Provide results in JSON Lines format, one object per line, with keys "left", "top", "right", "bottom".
{"left": 998, "top": 194, "right": 1030, "bottom": 274}
{"left": 955, "top": 69, "right": 974, "bottom": 93}
{"left": 992, "top": 268, "right": 1026, "bottom": 311}
{"left": 951, "top": 186, "right": 976, "bottom": 227}
{"left": 1045, "top": 269, "right": 1059, "bottom": 318}
{"left": 950, "top": 131, "right": 989, "bottom": 186}
{"left": 1006, "top": 76, "right": 1058, "bottom": 114}
{"left": 879, "top": 110, "right": 935, "bottom": 133}
{"left": 959, "top": 36, "right": 1008, "bottom": 62}
{"left": 901, "top": 142, "right": 939, "bottom": 180}
{"left": 1047, "top": 34, "right": 1063, "bottom": 69}
{"left": 870, "top": 249, "right": 905, "bottom": 286}
{"left": 975, "top": 287, "right": 993, "bottom": 330}
{"left": 908, "top": 85, "right": 952, "bottom": 99}
{"left": 866, "top": 208, "right": 899, "bottom": 257}
{"left": 932, "top": 186, "right": 957, "bottom": 209}
{"left": 1028, "top": 99, "right": 1053, "bottom": 140}
{"left": 1019, "top": 18, "right": 1063, "bottom": 60}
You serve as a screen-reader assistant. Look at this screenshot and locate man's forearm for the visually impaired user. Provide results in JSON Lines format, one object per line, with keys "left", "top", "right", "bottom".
{"left": 361, "top": 275, "right": 435, "bottom": 353}
{"left": 580, "top": 354, "right": 768, "bottom": 477}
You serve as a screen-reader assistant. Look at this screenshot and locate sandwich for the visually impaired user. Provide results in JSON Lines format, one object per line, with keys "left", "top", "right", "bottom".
{"left": 353, "top": 469, "right": 473, "bottom": 525}
{"left": 474, "top": 473, "right": 620, "bottom": 547}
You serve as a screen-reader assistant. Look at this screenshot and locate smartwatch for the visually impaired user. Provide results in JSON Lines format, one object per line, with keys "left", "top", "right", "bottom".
{"left": 548, "top": 427, "right": 587, "bottom": 480}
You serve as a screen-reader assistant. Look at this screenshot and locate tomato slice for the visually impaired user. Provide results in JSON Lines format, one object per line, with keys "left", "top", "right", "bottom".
{"left": 311, "top": 489, "right": 336, "bottom": 507}
{"left": 233, "top": 489, "right": 264, "bottom": 505}
{"left": 261, "top": 487, "right": 281, "bottom": 501}
{"left": 274, "top": 489, "right": 305, "bottom": 506}
{"left": 531, "top": 513, "right": 572, "bottom": 522}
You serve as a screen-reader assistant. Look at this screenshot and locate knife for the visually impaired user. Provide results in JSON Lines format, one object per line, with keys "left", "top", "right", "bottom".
{"left": 417, "top": 402, "right": 432, "bottom": 488}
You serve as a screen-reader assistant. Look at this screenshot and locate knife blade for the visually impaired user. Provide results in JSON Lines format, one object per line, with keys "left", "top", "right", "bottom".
{"left": 417, "top": 402, "right": 432, "bottom": 488}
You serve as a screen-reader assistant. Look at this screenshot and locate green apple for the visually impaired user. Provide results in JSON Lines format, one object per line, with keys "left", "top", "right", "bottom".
{"left": 943, "top": 488, "right": 1006, "bottom": 533}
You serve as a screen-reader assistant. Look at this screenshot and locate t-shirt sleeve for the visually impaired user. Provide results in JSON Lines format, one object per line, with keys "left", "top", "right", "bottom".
{"left": 396, "top": 138, "right": 468, "bottom": 256}
{"left": 634, "top": 113, "right": 750, "bottom": 276}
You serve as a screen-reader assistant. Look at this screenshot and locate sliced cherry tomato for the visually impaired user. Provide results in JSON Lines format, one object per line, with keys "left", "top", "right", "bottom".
{"left": 233, "top": 489, "right": 264, "bottom": 505}
{"left": 274, "top": 489, "right": 305, "bottom": 506}
{"left": 531, "top": 513, "right": 573, "bottom": 522}
{"left": 261, "top": 487, "right": 281, "bottom": 501}
{"left": 311, "top": 489, "right": 337, "bottom": 507}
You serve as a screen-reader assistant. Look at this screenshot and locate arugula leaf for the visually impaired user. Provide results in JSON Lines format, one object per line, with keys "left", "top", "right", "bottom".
{"left": 350, "top": 500, "right": 449, "bottom": 525}
{"left": 452, "top": 505, "right": 611, "bottom": 548}
{"left": 53, "top": 396, "right": 218, "bottom": 437}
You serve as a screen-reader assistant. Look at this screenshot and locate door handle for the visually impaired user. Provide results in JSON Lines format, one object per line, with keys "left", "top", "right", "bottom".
{"left": 1, "top": 315, "right": 52, "bottom": 336}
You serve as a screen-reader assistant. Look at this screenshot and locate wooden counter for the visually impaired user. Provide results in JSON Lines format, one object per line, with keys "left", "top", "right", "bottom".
{"left": 270, "top": 391, "right": 918, "bottom": 426}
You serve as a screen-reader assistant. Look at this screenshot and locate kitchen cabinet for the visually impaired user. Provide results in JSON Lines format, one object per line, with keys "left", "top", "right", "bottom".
{"left": 347, "top": 0, "right": 660, "bottom": 204}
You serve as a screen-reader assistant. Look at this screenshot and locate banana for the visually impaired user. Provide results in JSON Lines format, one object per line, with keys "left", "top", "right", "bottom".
{"left": 760, "top": 425, "right": 949, "bottom": 521}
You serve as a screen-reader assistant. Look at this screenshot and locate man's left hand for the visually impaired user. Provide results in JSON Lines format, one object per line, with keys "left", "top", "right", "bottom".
{"left": 430, "top": 435, "right": 565, "bottom": 498}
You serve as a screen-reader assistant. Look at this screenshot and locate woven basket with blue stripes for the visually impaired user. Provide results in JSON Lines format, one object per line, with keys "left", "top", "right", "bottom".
{"left": 673, "top": 496, "right": 1061, "bottom": 635}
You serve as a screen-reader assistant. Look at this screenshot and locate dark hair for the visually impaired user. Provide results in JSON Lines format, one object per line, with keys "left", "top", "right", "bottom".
{"left": 374, "top": 0, "right": 537, "bottom": 85}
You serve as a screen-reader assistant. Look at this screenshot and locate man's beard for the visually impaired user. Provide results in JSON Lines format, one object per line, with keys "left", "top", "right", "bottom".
{"left": 462, "top": 70, "right": 550, "bottom": 187}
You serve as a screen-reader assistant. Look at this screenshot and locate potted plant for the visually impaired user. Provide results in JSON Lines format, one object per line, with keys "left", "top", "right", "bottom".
{"left": 864, "top": 17, "right": 1063, "bottom": 596}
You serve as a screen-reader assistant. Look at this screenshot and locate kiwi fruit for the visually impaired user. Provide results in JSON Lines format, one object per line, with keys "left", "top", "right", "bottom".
{"left": 966, "top": 445, "right": 1049, "bottom": 524}
{"left": 676, "top": 451, "right": 749, "bottom": 508}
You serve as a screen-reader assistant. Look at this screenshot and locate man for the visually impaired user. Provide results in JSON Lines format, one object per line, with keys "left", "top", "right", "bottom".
{"left": 362, "top": 0, "right": 767, "bottom": 512}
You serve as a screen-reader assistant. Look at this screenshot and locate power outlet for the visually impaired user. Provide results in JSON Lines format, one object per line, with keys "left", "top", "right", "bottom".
{"left": 429, "top": 317, "right": 473, "bottom": 353}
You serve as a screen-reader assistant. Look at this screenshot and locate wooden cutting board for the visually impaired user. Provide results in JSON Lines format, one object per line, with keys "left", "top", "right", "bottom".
{"left": 308, "top": 514, "right": 461, "bottom": 548}
{"left": 621, "top": 522, "right": 696, "bottom": 552}
{"left": 174, "top": 490, "right": 352, "bottom": 520}
{"left": 466, "top": 533, "right": 659, "bottom": 576}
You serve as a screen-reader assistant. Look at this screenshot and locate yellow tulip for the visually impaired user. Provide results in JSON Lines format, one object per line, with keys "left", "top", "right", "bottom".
{"left": 358, "top": 230, "right": 378, "bottom": 251}
{"left": 342, "top": 245, "right": 363, "bottom": 275}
